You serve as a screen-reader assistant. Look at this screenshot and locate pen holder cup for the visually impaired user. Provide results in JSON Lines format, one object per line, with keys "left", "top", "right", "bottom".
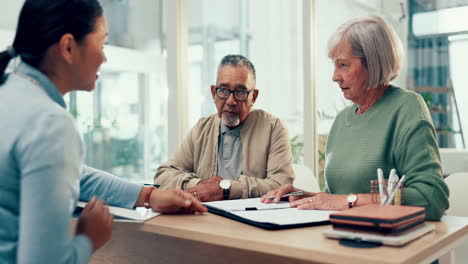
{"left": 370, "top": 180, "right": 405, "bottom": 205}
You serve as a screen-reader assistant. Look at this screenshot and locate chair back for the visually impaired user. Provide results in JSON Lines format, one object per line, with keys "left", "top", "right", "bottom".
{"left": 445, "top": 172, "right": 468, "bottom": 217}
{"left": 292, "top": 164, "right": 320, "bottom": 192}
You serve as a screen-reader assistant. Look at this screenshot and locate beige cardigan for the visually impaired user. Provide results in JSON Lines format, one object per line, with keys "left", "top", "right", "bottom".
{"left": 154, "top": 109, "right": 294, "bottom": 199}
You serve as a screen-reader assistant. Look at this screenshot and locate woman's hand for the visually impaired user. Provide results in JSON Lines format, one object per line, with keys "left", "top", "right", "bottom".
{"left": 291, "top": 192, "right": 348, "bottom": 210}
{"left": 76, "top": 197, "right": 113, "bottom": 252}
{"left": 150, "top": 189, "right": 208, "bottom": 214}
{"left": 260, "top": 184, "right": 312, "bottom": 204}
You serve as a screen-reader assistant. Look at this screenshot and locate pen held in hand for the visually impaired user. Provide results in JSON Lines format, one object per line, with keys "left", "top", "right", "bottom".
{"left": 266, "top": 191, "right": 304, "bottom": 200}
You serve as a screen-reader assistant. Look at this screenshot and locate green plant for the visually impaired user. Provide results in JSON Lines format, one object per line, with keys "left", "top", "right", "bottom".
{"left": 70, "top": 107, "right": 78, "bottom": 119}
{"left": 421, "top": 92, "right": 433, "bottom": 108}
{"left": 318, "top": 150, "right": 326, "bottom": 190}
{"left": 289, "top": 135, "right": 304, "bottom": 164}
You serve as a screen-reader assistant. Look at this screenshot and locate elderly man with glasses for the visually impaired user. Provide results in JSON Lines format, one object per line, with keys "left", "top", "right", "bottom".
{"left": 154, "top": 55, "right": 294, "bottom": 202}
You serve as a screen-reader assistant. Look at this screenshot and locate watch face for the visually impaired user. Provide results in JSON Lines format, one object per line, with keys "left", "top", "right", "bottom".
{"left": 347, "top": 194, "right": 357, "bottom": 203}
{"left": 220, "top": 180, "right": 231, "bottom": 189}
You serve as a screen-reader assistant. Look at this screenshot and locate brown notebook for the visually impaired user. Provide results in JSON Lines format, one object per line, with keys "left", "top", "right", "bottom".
{"left": 329, "top": 204, "right": 425, "bottom": 235}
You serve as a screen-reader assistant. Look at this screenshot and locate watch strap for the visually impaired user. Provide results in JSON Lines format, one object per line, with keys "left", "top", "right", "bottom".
{"left": 222, "top": 188, "right": 230, "bottom": 200}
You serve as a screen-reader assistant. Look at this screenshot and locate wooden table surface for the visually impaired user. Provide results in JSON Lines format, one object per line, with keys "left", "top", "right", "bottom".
{"left": 90, "top": 213, "right": 468, "bottom": 264}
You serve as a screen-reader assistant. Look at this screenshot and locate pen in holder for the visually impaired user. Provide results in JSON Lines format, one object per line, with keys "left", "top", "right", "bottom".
{"left": 370, "top": 179, "right": 405, "bottom": 205}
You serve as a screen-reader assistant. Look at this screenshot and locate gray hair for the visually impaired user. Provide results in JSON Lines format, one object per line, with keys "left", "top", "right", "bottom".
{"left": 328, "top": 15, "right": 404, "bottom": 89}
{"left": 217, "top": 54, "right": 256, "bottom": 81}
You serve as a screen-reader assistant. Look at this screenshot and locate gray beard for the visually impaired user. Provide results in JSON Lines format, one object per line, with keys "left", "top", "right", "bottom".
{"left": 221, "top": 114, "right": 240, "bottom": 127}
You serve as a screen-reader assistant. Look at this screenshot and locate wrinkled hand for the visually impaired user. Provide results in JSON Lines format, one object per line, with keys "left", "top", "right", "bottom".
{"left": 290, "top": 192, "right": 348, "bottom": 210}
{"left": 76, "top": 196, "right": 113, "bottom": 252}
{"left": 150, "top": 189, "right": 207, "bottom": 214}
{"left": 260, "top": 184, "right": 310, "bottom": 204}
{"left": 186, "top": 182, "right": 223, "bottom": 202}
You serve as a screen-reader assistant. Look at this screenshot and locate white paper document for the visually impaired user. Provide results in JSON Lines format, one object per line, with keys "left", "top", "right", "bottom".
{"left": 232, "top": 207, "right": 334, "bottom": 225}
{"left": 76, "top": 201, "right": 161, "bottom": 223}
{"left": 204, "top": 198, "right": 291, "bottom": 211}
{"left": 204, "top": 198, "right": 335, "bottom": 226}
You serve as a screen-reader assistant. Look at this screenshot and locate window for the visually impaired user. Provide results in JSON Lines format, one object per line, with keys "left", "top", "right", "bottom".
{"left": 448, "top": 35, "right": 468, "bottom": 148}
{"left": 72, "top": 0, "right": 168, "bottom": 183}
{"left": 410, "top": 2, "right": 468, "bottom": 149}
{"left": 187, "top": 0, "right": 305, "bottom": 164}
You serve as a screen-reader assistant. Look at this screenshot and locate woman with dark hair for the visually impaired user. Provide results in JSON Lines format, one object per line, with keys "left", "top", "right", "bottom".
{"left": 0, "top": 1, "right": 206, "bottom": 263}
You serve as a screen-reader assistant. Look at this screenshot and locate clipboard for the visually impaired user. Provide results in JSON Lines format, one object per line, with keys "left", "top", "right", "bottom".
{"left": 204, "top": 198, "right": 333, "bottom": 230}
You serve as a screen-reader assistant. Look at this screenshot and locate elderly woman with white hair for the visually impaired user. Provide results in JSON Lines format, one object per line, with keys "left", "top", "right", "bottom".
{"left": 262, "top": 15, "right": 449, "bottom": 221}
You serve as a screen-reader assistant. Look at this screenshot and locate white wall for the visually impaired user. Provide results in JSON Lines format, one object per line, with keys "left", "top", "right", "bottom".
{"left": 250, "top": 0, "right": 304, "bottom": 138}
{"left": 0, "top": 1, "right": 22, "bottom": 31}
{"left": 0, "top": 0, "right": 22, "bottom": 48}
{"left": 449, "top": 37, "right": 468, "bottom": 145}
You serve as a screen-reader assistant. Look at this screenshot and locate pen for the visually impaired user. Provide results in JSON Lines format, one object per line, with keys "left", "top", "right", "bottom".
{"left": 385, "top": 175, "right": 405, "bottom": 205}
{"left": 266, "top": 191, "right": 304, "bottom": 199}
{"left": 387, "top": 169, "right": 397, "bottom": 195}
{"left": 377, "top": 168, "right": 387, "bottom": 205}
{"left": 144, "top": 184, "right": 160, "bottom": 188}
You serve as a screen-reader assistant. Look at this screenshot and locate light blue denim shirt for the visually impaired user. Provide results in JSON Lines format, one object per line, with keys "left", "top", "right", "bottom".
{"left": 0, "top": 62, "right": 142, "bottom": 264}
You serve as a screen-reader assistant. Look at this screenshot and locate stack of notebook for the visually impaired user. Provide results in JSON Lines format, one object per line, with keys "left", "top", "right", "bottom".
{"left": 323, "top": 204, "right": 435, "bottom": 246}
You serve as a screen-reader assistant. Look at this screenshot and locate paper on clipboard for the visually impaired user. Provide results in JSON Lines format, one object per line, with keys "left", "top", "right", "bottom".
{"left": 204, "top": 198, "right": 335, "bottom": 229}
{"left": 204, "top": 197, "right": 291, "bottom": 211}
{"left": 76, "top": 201, "right": 161, "bottom": 223}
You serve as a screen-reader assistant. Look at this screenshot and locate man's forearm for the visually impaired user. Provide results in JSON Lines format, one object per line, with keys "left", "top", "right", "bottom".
{"left": 237, "top": 173, "right": 293, "bottom": 199}
{"left": 154, "top": 165, "right": 200, "bottom": 190}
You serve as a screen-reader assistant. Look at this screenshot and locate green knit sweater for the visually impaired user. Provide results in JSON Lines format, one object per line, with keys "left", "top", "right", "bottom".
{"left": 324, "top": 86, "right": 449, "bottom": 220}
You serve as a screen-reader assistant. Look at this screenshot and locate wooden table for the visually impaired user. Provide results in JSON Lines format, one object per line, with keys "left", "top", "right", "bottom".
{"left": 90, "top": 214, "right": 468, "bottom": 264}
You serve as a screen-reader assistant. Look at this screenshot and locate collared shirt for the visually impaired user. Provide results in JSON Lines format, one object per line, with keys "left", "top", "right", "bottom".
{"left": 154, "top": 109, "right": 295, "bottom": 199}
{"left": 0, "top": 62, "right": 142, "bottom": 264}
{"left": 217, "top": 122, "right": 243, "bottom": 180}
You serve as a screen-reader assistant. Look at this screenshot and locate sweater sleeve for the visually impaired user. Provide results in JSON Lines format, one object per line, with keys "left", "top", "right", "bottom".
{"left": 395, "top": 120, "right": 449, "bottom": 220}
{"left": 79, "top": 165, "right": 143, "bottom": 209}
{"left": 234, "top": 119, "right": 295, "bottom": 198}
{"left": 154, "top": 126, "right": 201, "bottom": 190}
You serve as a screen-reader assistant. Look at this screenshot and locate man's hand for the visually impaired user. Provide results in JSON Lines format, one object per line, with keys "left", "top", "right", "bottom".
{"left": 290, "top": 192, "right": 348, "bottom": 210}
{"left": 150, "top": 189, "right": 207, "bottom": 214}
{"left": 197, "top": 175, "right": 223, "bottom": 185}
{"left": 186, "top": 176, "right": 224, "bottom": 202}
{"left": 260, "top": 184, "right": 309, "bottom": 204}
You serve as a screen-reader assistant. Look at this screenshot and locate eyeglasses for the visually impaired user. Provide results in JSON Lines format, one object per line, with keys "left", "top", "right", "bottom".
{"left": 215, "top": 87, "right": 253, "bottom": 101}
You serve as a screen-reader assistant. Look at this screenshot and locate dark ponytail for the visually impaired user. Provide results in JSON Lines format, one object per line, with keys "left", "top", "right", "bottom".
{"left": 0, "top": 49, "right": 14, "bottom": 83}
{"left": 0, "top": 0, "right": 103, "bottom": 83}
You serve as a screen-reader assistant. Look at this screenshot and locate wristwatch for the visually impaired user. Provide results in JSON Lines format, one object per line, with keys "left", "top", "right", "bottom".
{"left": 219, "top": 179, "right": 231, "bottom": 200}
{"left": 347, "top": 193, "right": 358, "bottom": 208}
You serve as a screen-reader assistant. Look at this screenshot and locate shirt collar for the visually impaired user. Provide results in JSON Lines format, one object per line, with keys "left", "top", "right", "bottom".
{"left": 220, "top": 122, "right": 242, "bottom": 137}
{"left": 15, "top": 62, "right": 67, "bottom": 109}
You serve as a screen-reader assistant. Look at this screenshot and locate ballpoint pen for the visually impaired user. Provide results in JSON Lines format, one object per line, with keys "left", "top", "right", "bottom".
{"left": 266, "top": 191, "right": 304, "bottom": 199}
{"left": 377, "top": 168, "right": 387, "bottom": 205}
{"left": 144, "top": 184, "right": 160, "bottom": 188}
{"left": 387, "top": 169, "right": 398, "bottom": 196}
{"left": 385, "top": 175, "right": 406, "bottom": 205}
